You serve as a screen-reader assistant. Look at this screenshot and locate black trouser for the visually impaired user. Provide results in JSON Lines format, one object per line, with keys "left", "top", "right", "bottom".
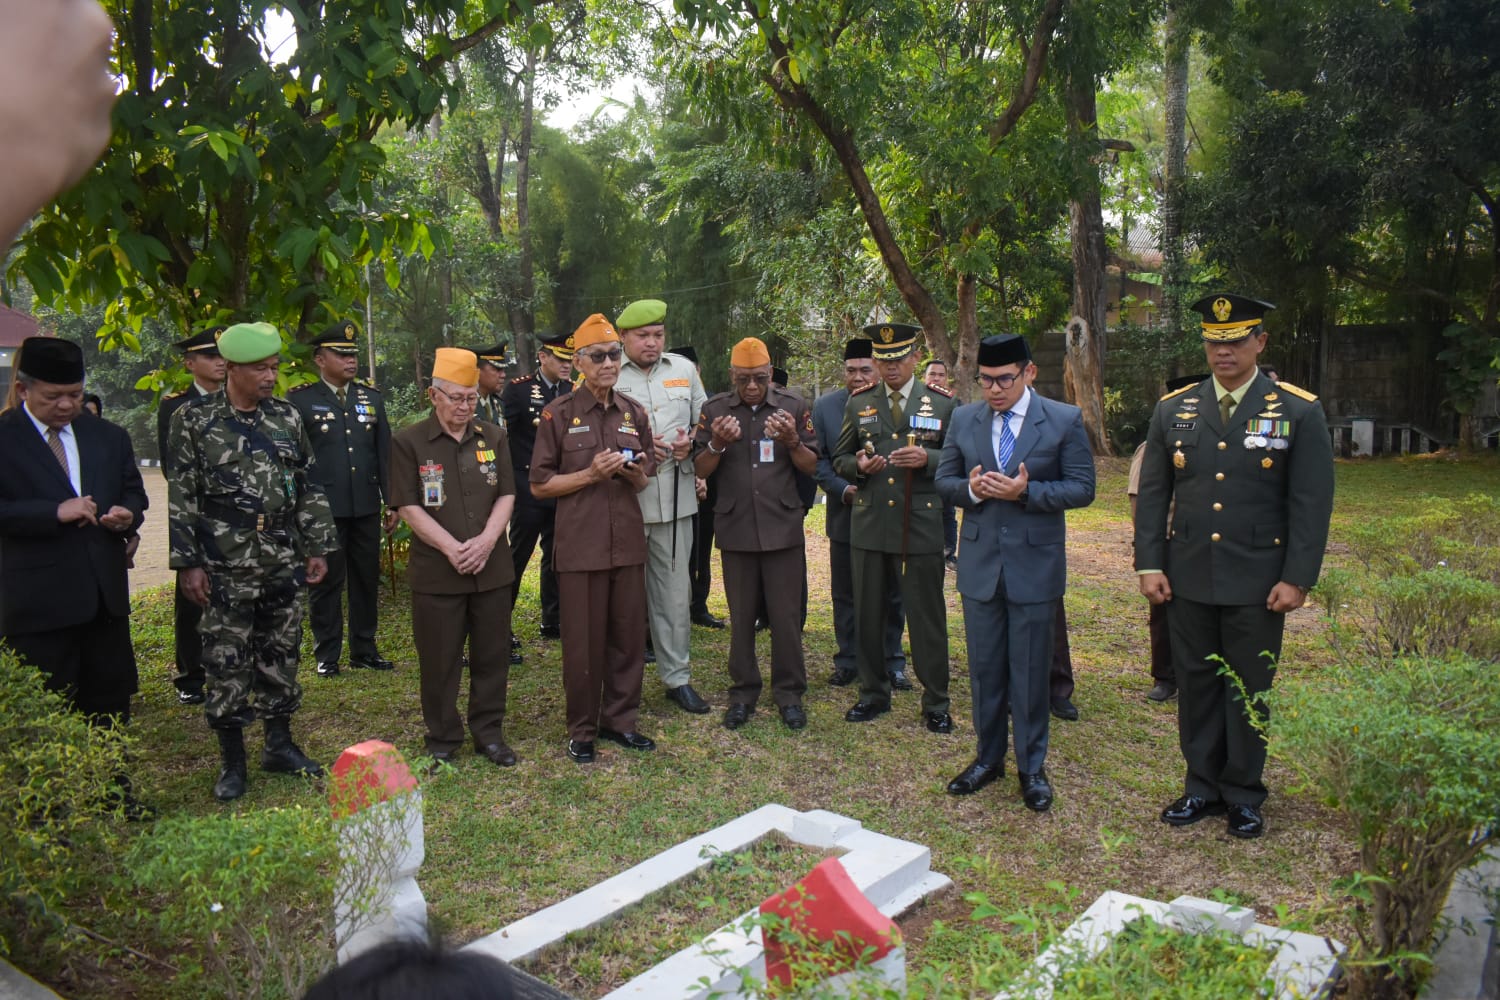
{"left": 308, "top": 513, "right": 381, "bottom": 664}
{"left": 1051, "top": 598, "right": 1075, "bottom": 700}
{"left": 508, "top": 500, "right": 559, "bottom": 629}
{"left": 6, "top": 604, "right": 136, "bottom": 722}
{"left": 689, "top": 507, "right": 716, "bottom": 617}
{"left": 172, "top": 578, "right": 205, "bottom": 694}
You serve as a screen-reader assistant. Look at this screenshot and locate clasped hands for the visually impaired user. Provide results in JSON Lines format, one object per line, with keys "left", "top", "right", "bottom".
{"left": 59, "top": 495, "right": 133, "bottom": 531}
{"left": 857, "top": 444, "right": 926, "bottom": 474}
{"left": 967, "top": 462, "right": 1028, "bottom": 500}
{"left": 652, "top": 426, "right": 694, "bottom": 463}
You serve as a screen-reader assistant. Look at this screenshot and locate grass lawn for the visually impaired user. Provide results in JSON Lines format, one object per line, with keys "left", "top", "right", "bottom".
{"left": 37, "top": 451, "right": 1500, "bottom": 997}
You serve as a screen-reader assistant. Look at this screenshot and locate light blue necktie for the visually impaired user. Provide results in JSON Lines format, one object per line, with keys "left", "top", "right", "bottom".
{"left": 998, "top": 410, "right": 1015, "bottom": 473}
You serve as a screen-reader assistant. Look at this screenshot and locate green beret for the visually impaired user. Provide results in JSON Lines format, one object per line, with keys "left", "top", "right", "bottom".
{"left": 218, "top": 322, "right": 282, "bottom": 364}
{"left": 616, "top": 298, "right": 667, "bottom": 331}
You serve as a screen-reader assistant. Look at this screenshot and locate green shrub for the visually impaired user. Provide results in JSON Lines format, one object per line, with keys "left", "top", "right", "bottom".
{"left": 1049, "top": 913, "right": 1277, "bottom": 998}
{"left": 0, "top": 644, "right": 130, "bottom": 957}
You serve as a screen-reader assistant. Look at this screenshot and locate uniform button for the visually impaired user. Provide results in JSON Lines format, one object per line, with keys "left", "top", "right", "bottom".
{"left": 1211, "top": 532, "right": 1221, "bottom": 542}
{"left": 887, "top": 477, "right": 895, "bottom": 485}
{"left": 1274, "top": 538, "right": 1282, "bottom": 545}
{"left": 891, "top": 433, "right": 898, "bottom": 440}
{"left": 1212, "top": 502, "right": 1222, "bottom": 511}
{"left": 1217, "top": 441, "right": 1227, "bottom": 450}
{"left": 887, "top": 500, "right": 895, "bottom": 507}
{"left": 1215, "top": 472, "right": 1225, "bottom": 481}
{"left": 1175, "top": 440, "right": 1182, "bottom": 447}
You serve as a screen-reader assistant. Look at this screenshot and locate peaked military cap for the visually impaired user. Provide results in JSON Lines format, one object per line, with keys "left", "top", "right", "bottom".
{"left": 311, "top": 321, "right": 360, "bottom": 354}
{"left": 1189, "top": 293, "right": 1276, "bottom": 343}
{"left": 863, "top": 322, "right": 921, "bottom": 361}
{"left": 1166, "top": 372, "right": 1206, "bottom": 393}
{"left": 672, "top": 345, "right": 698, "bottom": 366}
{"left": 172, "top": 328, "right": 224, "bottom": 355}
{"left": 539, "top": 332, "right": 575, "bottom": 360}
{"left": 17, "top": 337, "right": 84, "bottom": 384}
{"left": 470, "top": 342, "right": 510, "bottom": 367}
{"left": 976, "top": 333, "right": 1031, "bottom": 368}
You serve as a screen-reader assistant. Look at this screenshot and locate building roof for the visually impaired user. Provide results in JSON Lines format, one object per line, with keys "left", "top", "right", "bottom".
{"left": 0, "top": 305, "right": 40, "bottom": 348}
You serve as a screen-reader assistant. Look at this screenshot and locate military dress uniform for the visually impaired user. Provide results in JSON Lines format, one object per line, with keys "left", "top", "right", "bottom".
{"left": 500, "top": 333, "right": 574, "bottom": 638}
{"left": 831, "top": 324, "right": 957, "bottom": 722}
{"left": 472, "top": 342, "right": 510, "bottom": 429}
{"left": 158, "top": 327, "right": 225, "bottom": 703}
{"left": 288, "top": 326, "right": 392, "bottom": 675}
{"left": 1134, "top": 294, "right": 1334, "bottom": 837}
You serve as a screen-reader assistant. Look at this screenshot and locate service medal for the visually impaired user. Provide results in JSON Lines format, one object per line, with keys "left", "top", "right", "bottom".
{"left": 1261, "top": 456, "right": 1274, "bottom": 468}
{"left": 1173, "top": 449, "right": 1186, "bottom": 469}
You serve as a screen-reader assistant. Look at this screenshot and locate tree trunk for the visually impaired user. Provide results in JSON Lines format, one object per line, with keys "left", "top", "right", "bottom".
{"left": 1065, "top": 80, "right": 1113, "bottom": 456}
{"left": 1161, "top": 3, "right": 1190, "bottom": 349}
{"left": 507, "top": 47, "right": 538, "bottom": 370}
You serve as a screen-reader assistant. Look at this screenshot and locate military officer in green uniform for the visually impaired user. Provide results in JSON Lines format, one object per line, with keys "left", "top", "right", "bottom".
{"left": 168, "top": 322, "right": 340, "bottom": 801}
{"left": 289, "top": 322, "right": 395, "bottom": 677}
{"left": 471, "top": 342, "right": 511, "bottom": 428}
{"left": 1134, "top": 293, "right": 1334, "bottom": 839}
{"left": 157, "top": 327, "right": 226, "bottom": 704}
{"left": 832, "top": 321, "right": 957, "bottom": 731}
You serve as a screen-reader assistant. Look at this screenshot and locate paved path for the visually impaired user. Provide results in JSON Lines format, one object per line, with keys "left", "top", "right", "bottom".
{"left": 131, "top": 465, "right": 174, "bottom": 594}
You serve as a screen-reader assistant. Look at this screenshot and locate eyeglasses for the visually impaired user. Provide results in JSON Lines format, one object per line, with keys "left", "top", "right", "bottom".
{"left": 976, "top": 372, "right": 1022, "bottom": 390}
{"left": 577, "top": 347, "right": 623, "bottom": 364}
{"left": 432, "top": 386, "right": 479, "bottom": 408}
{"left": 732, "top": 374, "right": 772, "bottom": 388}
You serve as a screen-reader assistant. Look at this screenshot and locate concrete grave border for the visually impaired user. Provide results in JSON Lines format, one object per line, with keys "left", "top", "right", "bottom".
{"left": 998, "top": 890, "right": 1345, "bottom": 1000}
{"left": 464, "top": 804, "right": 951, "bottom": 999}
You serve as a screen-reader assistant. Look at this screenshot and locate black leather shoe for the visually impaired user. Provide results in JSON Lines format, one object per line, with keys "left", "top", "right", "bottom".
{"left": 665, "top": 684, "right": 710, "bottom": 714}
{"left": 1019, "top": 770, "right": 1054, "bottom": 812}
{"left": 599, "top": 728, "right": 656, "bottom": 751}
{"left": 177, "top": 688, "right": 206, "bottom": 705}
{"left": 888, "top": 669, "right": 914, "bottom": 692}
{"left": 925, "top": 711, "right": 954, "bottom": 734}
{"left": 426, "top": 750, "right": 457, "bottom": 775}
{"left": 539, "top": 624, "right": 561, "bottom": 640}
{"left": 723, "top": 703, "right": 753, "bottom": 729}
{"left": 1146, "top": 682, "right": 1178, "bottom": 702}
{"left": 844, "top": 700, "right": 890, "bottom": 723}
{"left": 1050, "top": 696, "right": 1079, "bottom": 721}
{"left": 828, "top": 666, "right": 857, "bottom": 687}
{"left": 691, "top": 611, "right": 726, "bottom": 629}
{"left": 1226, "top": 804, "right": 1265, "bottom": 839}
{"left": 316, "top": 661, "right": 341, "bottom": 677}
{"left": 1161, "top": 794, "right": 1228, "bottom": 826}
{"left": 567, "top": 739, "right": 596, "bottom": 763}
{"left": 509, "top": 642, "right": 523, "bottom": 665}
{"left": 351, "top": 655, "right": 395, "bottom": 671}
{"left": 475, "top": 742, "right": 518, "bottom": 767}
{"left": 946, "top": 760, "right": 1001, "bottom": 795}
{"left": 780, "top": 704, "right": 807, "bottom": 730}
{"left": 644, "top": 644, "right": 657, "bottom": 664}
{"left": 754, "top": 617, "right": 768, "bottom": 631}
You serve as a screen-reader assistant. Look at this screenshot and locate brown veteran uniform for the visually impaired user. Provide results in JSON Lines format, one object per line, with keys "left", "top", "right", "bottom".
{"left": 530, "top": 317, "right": 658, "bottom": 753}
{"left": 693, "top": 339, "right": 818, "bottom": 718}
{"left": 390, "top": 348, "right": 518, "bottom": 760}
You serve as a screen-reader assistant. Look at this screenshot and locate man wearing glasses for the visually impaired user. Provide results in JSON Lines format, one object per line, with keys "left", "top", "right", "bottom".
{"left": 390, "top": 348, "right": 519, "bottom": 769}
{"left": 832, "top": 322, "right": 957, "bottom": 734}
{"left": 531, "top": 315, "right": 660, "bottom": 764}
{"left": 936, "top": 334, "right": 1095, "bottom": 812}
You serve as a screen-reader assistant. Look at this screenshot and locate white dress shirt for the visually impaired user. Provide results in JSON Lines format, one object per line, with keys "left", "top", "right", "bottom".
{"left": 24, "top": 403, "right": 81, "bottom": 495}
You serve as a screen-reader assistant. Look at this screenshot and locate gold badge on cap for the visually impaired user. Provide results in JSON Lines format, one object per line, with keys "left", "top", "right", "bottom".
{"left": 880, "top": 326, "right": 894, "bottom": 343}
{"left": 1213, "top": 297, "right": 1233, "bottom": 322}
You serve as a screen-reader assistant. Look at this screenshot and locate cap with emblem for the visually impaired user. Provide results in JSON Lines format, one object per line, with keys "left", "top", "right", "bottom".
{"left": 539, "top": 332, "right": 575, "bottom": 361}
{"left": 219, "top": 323, "right": 282, "bottom": 364}
{"left": 310, "top": 321, "right": 360, "bottom": 355}
{"left": 17, "top": 337, "right": 85, "bottom": 384}
{"left": 976, "top": 333, "right": 1031, "bottom": 368}
{"left": 572, "top": 314, "right": 619, "bottom": 350}
{"left": 1189, "top": 293, "right": 1276, "bottom": 343}
{"left": 862, "top": 322, "right": 921, "bottom": 361}
{"left": 772, "top": 366, "right": 789, "bottom": 388}
{"left": 431, "top": 348, "right": 479, "bottom": 387}
{"left": 844, "top": 338, "right": 874, "bottom": 360}
{"left": 672, "top": 345, "right": 698, "bottom": 366}
{"left": 616, "top": 298, "right": 667, "bottom": 331}
{"left": 172, "top": 328, "right": 224, "bottom": 355}
{"left": 730, "top": 337, "right": 771, "bottom": 368}
{"left": 469, "top": 342, "right": 510, "bottom": 368}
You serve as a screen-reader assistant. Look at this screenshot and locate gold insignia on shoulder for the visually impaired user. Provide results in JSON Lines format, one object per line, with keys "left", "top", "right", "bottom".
{"left": 1276, "top": 381, "right": 1318, "bottom": 402}
{"left": 1160, "top": 383, "right": 1195, "bottom": 402}
{"left": 1213, "top": 297, "right": 1233, "bottom": 322}
{"left": 1264, "top": 392, "right": 1279, "bottom": 401}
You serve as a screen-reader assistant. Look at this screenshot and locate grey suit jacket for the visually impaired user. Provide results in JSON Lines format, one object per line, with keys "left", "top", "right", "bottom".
{"left": 935, "top": 390, "right": 1095, "bottom": 604}
{"left": 811, "top": 388, "right": 857, "bottom": 542}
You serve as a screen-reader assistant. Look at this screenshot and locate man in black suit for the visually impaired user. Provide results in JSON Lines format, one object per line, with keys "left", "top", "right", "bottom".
{"left": 0, "top": 338, "right": 147, "bottom": 725}
{"left": 157, "top": 328, "right": 226, "bottom": 704}
{"left": 500, "top": 332, "right": 574, "bottom": 659}
{"left": 288, "top": 322, "right": 395, "bottom": 677}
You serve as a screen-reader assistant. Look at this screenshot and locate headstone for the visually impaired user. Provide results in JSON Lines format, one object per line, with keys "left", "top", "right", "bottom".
{"left": 329, "top": 740, "right": 426, "bottom": 963}
{"left": 760, "top": 857, "right": 905, "bottom": 993}
{"left": 1350, "top": 417, "right": 1375, "bottom": 457}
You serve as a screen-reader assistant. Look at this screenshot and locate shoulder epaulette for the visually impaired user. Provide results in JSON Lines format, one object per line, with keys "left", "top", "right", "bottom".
{"left": 1275, "top": 381, "right": 1318, "bottom": 402}
{"left": 288, "top": 382, "right": 316, "bottom": 394}
{"left": 1159, "top": 382, "right": 1197, "bottom": 402}
{"left": 511, "top": 373, "right": 537, "bottom": 385}
{"left": 354, "top": 379, "right": 379, "bottom": 393}
{"left": 926, "top": 383, "right": 954, "bottom": 398}
{"left": 851, "top": 382, "right": 878, "bottom": 396}
{"left": 163, "top": 390, "right": 188, "bottom": 401}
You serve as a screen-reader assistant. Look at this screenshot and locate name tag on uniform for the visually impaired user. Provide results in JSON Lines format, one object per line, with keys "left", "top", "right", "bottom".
{"left": 663, "top": 378, "right": 690, "bottom": 388}
{"left": 419, "top": 463, "right": 444, "bottom": 507}
{"left": 759, "top": 439, "right": 775, "bottom": 463}
{"left": 568, "top": 425, "right": 592, "bottom": 434}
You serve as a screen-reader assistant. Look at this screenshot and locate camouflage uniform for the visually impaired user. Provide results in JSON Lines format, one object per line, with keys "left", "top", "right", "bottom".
{"left": 167, "top": 391, "right": 338, "bottom": 729}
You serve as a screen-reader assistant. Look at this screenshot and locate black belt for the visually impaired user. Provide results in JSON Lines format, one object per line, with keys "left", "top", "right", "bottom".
{"left": 203, "top": 499, "right": 296, "bottom": 532}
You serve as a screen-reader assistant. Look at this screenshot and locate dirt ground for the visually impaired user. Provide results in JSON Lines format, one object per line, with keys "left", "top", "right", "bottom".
{"left": 130, "top": 466, "right": 174, "bottom": 593}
